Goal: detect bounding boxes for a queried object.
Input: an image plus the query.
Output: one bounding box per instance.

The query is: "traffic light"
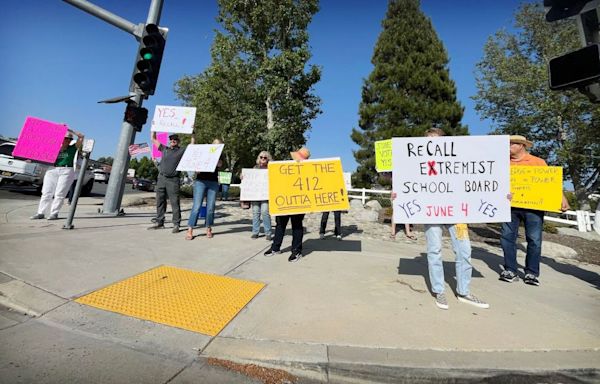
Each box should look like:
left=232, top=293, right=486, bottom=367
left=549, top=44, right=600, bottom=90
left=545, top=0, right=600, bottom=101
left=124, top=104, right=148, bottom=131
left=544, top=0, right=590, bottom=22
left=132, top=24, right=166, bottom=96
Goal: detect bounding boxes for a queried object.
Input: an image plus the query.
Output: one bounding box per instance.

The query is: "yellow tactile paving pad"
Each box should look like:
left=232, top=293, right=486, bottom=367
left=75, top=265, right=265, bottom=336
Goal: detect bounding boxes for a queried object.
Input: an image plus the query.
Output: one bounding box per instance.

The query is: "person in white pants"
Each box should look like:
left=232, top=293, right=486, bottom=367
left=31, top=129, right=84, bottom=220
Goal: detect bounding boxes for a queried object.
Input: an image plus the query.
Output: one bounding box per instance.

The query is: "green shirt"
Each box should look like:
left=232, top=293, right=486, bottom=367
left=54, top=145, right=77, bottom=167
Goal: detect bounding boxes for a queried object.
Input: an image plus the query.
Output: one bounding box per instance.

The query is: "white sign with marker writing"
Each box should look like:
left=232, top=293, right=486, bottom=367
left=150, top=105, right=196, bottom=133
left=176, top=144, right=224, bottom=172
left=391, top=135, right=510, bottom=224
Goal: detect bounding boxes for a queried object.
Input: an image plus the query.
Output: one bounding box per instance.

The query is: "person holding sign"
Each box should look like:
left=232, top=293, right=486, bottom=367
left=319, top=211, right=342, bottom=240
left=185, top=138, right=223, bottom=240
left=148, top=132, right=187, bottom=233
left=420, top=128, right=489, bottom=310
left=31, top=129, right=84, bottom=220
left=264, top=146, right=311, bottom=262
left=500, top=135, right=570, bottom=286
left=250, top=151, right=273, bottom=240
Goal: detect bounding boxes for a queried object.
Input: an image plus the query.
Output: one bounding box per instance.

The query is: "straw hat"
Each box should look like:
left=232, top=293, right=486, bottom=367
left=290, top=146, right=311, bottom=161
left=509, top=135, right=533, bottom=148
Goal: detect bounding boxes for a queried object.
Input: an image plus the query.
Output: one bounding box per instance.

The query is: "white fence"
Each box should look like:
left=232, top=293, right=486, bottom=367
left=346, top=187, right=598, bottom=233
left=231, top=185, right=598, bottom=233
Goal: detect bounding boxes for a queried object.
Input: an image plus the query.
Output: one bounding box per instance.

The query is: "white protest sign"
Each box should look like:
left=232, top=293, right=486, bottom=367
left=343, top=172, right=352, bottom=190
left=176, top=144, right=224, bottom=172
left=151, top=105, right=196, bottom=133
left=392, top=135, right=510, bottom=224
left=240, top=168, right=269, bottom=201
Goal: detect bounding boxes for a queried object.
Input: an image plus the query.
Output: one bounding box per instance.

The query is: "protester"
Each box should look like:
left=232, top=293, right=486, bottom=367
left=420, top=128, right=488, bottom=310
left=219, top=168, right=231, bottom=201
left=186, top=138, right=223, bottom=240
left=250, top=151, right=273, bottom=240
left=31, top=129, right=84, bottom=220
left=499, top=135, right=570, bottom=286
left=319, top=211, right=342, bottom=240
left=264, top=146, right=310, bottom=262
left=148, top=132, right=187, bottom=233
left=390, top=222, right=417, bottom=241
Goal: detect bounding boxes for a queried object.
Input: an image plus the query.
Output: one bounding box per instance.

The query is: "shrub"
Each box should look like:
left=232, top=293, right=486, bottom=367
left=543, top=221, right=558, bottom=234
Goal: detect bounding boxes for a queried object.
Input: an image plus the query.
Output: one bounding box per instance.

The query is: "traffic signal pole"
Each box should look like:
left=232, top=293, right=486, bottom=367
left=63, top=0, right=164, bottom=215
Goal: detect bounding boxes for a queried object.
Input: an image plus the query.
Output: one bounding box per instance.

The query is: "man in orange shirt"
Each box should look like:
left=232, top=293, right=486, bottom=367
left=500, top=135, right=569, bottom=286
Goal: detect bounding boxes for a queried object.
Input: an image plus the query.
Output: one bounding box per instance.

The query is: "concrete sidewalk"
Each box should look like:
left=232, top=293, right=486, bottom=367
left=0, top=194, right=599, bottom=383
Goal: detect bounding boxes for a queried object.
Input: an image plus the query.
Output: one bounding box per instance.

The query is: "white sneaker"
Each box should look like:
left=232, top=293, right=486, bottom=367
left=319, top=234, right=325, bottom=239
left=435, top=293, right=449, bottom=310
left=336, top=235, right=342, bottom=241
left=47, top=214, right=59, bottom=221
left=30, top=214, right=45, bottom=220
left=457, top=294, right=489, bottom=309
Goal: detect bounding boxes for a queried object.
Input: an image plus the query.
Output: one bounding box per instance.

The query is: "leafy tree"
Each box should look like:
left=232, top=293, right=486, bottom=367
left=473, top=3, right=600, bottom=207
left=96, top=156, right=114, bottom=165
left=129, top=156, right=158, bottom=180
left=175, top=0, right=321, bottom=174
left=351, top=0, right=466, bottom=188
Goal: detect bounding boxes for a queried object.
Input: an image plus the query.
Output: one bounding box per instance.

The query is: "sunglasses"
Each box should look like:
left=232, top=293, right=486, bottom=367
left=260, top=156, right=268, bottom=159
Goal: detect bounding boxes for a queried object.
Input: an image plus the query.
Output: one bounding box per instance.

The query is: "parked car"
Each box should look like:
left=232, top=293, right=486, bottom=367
left=132, top=178, right=155, bottom=192
left=0, top=142, right=94, bottom=196
left=93, top=169, right=110, bottom=183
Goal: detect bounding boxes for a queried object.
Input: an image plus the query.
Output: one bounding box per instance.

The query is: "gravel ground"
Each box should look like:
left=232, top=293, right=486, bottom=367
left=467, top=223, right=600, bottom=267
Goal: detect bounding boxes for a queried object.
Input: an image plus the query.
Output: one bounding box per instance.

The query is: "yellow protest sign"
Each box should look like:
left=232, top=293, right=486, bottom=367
left=510, top=166, right=563, bottom=212
left=375, top=139, right=392, bottom=172
left=268, top=158, right=350, bottom=215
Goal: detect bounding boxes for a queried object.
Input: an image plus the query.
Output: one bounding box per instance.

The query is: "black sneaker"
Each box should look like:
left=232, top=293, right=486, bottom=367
left=264, top=249, right=281, bottom=257
left=499, top=270, right=518, bottom=283
left=251, top=234, right=259, bottom=239
left=171, top=226, right=180, bottom=234
left=288, top=251, right=302, bottom=262
left=148, top=224, right=165, bottom=230
left=524, top=273, right=540, bottom=286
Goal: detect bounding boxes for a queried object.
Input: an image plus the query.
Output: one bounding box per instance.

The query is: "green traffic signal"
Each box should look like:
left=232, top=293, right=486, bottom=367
left=143, top=52, right=153, bottom=60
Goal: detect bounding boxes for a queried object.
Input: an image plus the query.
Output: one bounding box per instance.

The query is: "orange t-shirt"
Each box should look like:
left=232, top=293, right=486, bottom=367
left=510, top=153, right=547, bottom=167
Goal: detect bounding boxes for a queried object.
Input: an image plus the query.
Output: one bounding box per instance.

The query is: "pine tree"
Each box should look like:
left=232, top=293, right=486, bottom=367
left=351, top=0, right=466, bottom=187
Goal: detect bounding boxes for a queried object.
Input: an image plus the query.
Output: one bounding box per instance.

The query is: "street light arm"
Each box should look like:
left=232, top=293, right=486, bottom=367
left=63, top=0, right=138, bottom=37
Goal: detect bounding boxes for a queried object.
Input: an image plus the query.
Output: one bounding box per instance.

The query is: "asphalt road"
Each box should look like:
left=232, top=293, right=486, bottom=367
left=0, top=180, right=146, bottom=201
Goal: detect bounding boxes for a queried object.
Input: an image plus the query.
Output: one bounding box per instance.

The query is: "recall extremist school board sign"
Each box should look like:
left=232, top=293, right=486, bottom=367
left=268, top=158, right=349, bottom=216
left=391, top=135, right=511, bottom=224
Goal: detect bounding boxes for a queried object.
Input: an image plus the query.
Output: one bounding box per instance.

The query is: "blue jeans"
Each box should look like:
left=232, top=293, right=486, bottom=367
left=187, top=179, right=218, bottom=228
left=251, top=201, right=271, bottom=236
left=424, top=224, right=472, bottom=296
left=500, top=208, right=544, bottom=276
left=220, top=184, right=229, bottom=200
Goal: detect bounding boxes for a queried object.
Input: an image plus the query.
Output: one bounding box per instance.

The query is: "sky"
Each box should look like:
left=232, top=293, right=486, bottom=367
left=0, top=0, right=527, bottom=172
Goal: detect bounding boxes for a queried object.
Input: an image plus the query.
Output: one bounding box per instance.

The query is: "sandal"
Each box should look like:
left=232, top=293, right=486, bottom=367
left=389, top=234, right=396, bottom=240
left=206, top=228, right=213, bottom=238
left=185, top=230, right=193, bottom=240
left=406, top=234, right=417, bottom=241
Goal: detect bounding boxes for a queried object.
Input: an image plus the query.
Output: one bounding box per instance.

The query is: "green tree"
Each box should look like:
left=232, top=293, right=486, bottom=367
left=473, top=3, right=600, bottom=207
left=131, top=157, right=158, bottom=180
left=175, top=0, right=321, bottom=173
left=97, top=156, right=114, bottom=166
left=351, top=0, right=466, bottom=188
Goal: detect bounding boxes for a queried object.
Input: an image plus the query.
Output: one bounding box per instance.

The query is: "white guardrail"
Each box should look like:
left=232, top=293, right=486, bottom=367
left=230, top=185, right=598, bottom=233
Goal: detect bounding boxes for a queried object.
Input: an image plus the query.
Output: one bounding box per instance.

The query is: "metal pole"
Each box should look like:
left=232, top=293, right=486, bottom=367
left=102, top=94, right=142, bottom=215
left=63, top=153, right=89, bottom=229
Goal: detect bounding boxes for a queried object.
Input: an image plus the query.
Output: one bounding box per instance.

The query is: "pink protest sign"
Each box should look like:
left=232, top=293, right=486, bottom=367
left=152, top=132, right=169, bottom=159
left=12, top=117, right=68, bottom=164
